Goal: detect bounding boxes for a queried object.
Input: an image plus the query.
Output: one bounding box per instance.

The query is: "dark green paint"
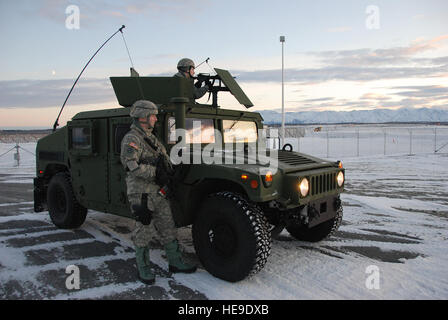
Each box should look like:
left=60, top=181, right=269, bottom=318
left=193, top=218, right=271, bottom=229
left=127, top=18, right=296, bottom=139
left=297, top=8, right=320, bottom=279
left=35, top=71, right=344, bottom=227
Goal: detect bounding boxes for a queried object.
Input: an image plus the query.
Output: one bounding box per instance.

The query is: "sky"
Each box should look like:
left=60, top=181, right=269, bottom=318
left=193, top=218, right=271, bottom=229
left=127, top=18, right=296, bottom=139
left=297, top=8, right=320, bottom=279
left=1, top=0, right=448, bottom=128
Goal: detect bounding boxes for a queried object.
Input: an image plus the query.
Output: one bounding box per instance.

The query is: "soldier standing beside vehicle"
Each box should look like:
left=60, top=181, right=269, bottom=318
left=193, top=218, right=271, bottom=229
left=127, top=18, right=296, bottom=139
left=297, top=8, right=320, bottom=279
left=174, top=58, right=209, bottom=99
left=120, top=100, right=197, bottom=285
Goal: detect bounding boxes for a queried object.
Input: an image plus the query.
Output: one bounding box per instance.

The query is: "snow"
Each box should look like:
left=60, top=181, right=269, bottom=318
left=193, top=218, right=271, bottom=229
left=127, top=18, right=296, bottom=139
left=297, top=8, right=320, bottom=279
left=1, top=129, right=448, bottom=299
left=0, top=142, right=36, bottom=178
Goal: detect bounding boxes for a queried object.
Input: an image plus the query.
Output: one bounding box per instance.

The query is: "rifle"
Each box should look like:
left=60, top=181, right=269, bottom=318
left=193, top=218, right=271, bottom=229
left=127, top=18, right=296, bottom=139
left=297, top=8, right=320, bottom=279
left=142, top=136, right=175, bottom=197
left=193, top=73, right=230, bottom=107
left=155, top=155, right=176, bottom=198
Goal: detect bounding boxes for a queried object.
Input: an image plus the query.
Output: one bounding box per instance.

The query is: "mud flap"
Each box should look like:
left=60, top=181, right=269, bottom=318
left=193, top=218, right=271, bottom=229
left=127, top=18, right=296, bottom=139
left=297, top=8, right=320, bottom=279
left=307, top=195, right=340, bottom=228
left=34, top=177, right=46, bottom=212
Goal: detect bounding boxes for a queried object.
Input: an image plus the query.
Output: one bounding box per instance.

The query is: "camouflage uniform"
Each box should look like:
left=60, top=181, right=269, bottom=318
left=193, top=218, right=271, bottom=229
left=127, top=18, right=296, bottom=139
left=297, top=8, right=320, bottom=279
left=122, top=100, right=197, bottom=284
left=120, top=118, right=177, bottom=247
left=174, top=58, right=209, bottom=99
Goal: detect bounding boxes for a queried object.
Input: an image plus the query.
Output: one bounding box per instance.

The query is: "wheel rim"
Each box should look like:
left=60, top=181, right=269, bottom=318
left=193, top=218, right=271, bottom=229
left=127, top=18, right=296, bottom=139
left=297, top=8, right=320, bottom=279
left=208, top=222, right=237, bottom=258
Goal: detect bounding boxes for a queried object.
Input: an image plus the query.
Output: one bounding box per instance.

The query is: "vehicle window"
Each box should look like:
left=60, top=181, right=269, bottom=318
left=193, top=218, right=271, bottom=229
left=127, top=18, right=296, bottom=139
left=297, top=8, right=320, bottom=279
left=71, top=127, right=91, bottom=150
left=223, top=120, right=257, bottom=143
left=168, top=117, right=215, bottom=144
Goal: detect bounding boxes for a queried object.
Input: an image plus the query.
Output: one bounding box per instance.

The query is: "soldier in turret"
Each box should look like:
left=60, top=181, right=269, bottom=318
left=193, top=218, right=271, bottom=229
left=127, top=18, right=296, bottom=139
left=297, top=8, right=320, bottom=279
left=120, top=100, right=197, bottom=285
left=174, top=58, right=209, bottom=99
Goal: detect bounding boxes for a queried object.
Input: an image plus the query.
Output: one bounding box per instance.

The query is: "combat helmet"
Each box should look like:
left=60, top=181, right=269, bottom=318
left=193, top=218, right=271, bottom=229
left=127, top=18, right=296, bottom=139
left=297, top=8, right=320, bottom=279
left=130, top=100, right=158, bottom=118
left=177, top=58, right=195, bottom=73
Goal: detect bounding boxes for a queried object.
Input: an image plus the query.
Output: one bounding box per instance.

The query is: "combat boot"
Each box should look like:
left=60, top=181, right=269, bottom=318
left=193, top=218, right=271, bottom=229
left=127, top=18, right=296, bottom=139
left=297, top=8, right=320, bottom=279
left=135, top=246, right=155, bottom=285
left=164, top=240, right=197, bottom=273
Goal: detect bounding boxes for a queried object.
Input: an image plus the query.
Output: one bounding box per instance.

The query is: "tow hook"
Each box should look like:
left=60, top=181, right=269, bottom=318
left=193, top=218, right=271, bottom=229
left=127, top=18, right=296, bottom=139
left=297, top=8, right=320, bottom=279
left=308, top=204, right=320, bottom=221
left=299, top=206, right=309, bottom=224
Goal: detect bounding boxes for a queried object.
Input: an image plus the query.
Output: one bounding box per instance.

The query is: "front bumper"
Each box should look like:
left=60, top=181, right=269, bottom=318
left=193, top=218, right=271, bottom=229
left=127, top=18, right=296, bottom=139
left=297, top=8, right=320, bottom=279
left=306, top=195, right=341, bottom=228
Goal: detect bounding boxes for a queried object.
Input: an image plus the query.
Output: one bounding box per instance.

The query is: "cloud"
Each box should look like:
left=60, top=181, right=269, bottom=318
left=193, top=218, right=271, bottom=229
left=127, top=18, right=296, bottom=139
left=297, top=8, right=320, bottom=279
left=360, top=93, right=391, bottom=101
left=36, top=0, right=209, bottom=26
left=300, top=97, right=335, bottom=103
left=390, top=85, right=448, bottom=99
left=412, top=14, right=426, bottom=20
left=232, top=36, right=448, bottom=85
left=3, top=35, right=448, bottom=112
left=0, top=78, right=116, bottom=109
left=283, top=94, right=447, bottom=113
left=326, top=26, right=352, bottom=33
left=100, top=11, right=125, bottom=18
left=276, top=86, right=448, bottom=113
left=283, top=98, right=376, bottom=113
left=310, top=35, right=448, bottom=67
left=234, top=63, right=448, bottom=83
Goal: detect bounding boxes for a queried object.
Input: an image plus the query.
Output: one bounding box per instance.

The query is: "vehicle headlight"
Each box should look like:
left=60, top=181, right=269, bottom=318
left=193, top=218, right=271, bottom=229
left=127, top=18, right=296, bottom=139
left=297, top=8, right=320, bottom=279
left=298, top=178, right=309, bottom=197
left=337, top=171, right=344, bottom=187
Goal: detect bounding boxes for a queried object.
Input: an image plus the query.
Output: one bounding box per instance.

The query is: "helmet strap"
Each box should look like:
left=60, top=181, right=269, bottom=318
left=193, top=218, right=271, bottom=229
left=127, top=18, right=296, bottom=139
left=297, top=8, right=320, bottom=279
left=139, top=116, right=155, bottom=131
left=178, top=66, right=192, bottom=76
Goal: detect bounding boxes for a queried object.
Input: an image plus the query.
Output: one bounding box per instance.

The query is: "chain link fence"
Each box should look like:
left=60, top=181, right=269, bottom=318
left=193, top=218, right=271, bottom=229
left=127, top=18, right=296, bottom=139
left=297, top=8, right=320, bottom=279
left=0, top=130, right=51, bottom=143
left=267, top=124, right=448, bottom=158
left=2, top=126, right=448, bottom=167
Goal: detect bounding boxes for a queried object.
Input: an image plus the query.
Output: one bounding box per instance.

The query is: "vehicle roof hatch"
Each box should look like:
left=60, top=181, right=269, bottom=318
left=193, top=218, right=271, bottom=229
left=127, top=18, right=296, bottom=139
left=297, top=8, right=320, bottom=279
left=110, top=76, right=194, bottom=107
left=214, top=68, right=254, bottom=108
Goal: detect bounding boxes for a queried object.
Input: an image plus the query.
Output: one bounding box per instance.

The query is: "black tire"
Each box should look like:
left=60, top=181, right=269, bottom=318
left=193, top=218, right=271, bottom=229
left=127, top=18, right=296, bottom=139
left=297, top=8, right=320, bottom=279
left=286, top=204, right=343, bottom=242
left=282, top=143, right=293, bottom=152
left=192, top=192, right=271, bottom=282
left=47, top=173, right=87, bottom=229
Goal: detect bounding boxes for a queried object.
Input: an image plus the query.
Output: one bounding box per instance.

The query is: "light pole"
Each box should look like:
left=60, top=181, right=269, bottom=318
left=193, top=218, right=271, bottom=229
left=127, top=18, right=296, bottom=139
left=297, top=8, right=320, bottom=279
left=280, top=36, right=285, bottom=148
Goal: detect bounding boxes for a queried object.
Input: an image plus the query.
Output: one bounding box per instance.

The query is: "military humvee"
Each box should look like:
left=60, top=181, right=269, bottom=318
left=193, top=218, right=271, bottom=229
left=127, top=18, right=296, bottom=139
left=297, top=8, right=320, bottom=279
left=34, top=68, right=345, bottom=282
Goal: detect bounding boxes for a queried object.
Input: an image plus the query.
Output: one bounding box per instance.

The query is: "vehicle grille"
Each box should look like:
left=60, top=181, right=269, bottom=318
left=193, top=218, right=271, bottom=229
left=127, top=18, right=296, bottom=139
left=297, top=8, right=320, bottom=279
left=277, top=151, right=316, bottom=166
left=310, top=172, right=337, bottom=196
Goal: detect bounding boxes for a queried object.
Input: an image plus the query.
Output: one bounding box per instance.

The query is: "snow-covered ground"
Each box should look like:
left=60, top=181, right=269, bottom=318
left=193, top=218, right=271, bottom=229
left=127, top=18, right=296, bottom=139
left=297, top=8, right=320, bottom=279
left=0, top=136, right=447, bottom=299
left=0, top=142, right=36, bottom=179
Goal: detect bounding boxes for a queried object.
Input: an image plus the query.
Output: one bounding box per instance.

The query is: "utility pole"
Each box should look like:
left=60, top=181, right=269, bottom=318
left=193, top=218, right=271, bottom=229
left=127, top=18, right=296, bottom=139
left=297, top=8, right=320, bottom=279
left=280, top=35, right=285, bottom=148
left=14, top=143, right=20, bottom=167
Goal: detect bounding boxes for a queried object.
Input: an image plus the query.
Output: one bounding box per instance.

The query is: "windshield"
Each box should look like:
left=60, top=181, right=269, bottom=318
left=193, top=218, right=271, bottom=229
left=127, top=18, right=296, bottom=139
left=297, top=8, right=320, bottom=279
left=168, top=117, right=216, bottom=144
left=223, top=120, right=257, bottom=143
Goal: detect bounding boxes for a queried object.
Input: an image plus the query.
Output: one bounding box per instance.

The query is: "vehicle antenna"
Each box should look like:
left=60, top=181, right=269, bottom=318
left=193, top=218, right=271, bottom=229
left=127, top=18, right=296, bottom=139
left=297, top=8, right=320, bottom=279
left=120, top=27, right=135, bottom=70
left=52, top=25, right=126, bottom=132
left=205, top=59, right=217, bottom=75
left=195, top=57, right=210, bottom=70
left=120, top=28, right=145, bottom=100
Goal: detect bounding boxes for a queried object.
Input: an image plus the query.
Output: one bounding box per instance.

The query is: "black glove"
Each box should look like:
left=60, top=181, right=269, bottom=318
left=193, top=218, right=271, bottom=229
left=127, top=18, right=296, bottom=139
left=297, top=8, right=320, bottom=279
left=132, top=194, right=153, bottom=225
left=206, top=79, right=212, bottom=89
left=194, top=79, right=204, bottom=88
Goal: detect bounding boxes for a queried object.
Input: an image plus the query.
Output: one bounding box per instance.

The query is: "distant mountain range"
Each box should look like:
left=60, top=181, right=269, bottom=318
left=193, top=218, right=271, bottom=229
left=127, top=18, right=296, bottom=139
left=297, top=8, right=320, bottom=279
left=259, top=108, right=448, bottom=124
